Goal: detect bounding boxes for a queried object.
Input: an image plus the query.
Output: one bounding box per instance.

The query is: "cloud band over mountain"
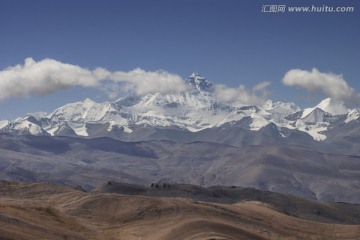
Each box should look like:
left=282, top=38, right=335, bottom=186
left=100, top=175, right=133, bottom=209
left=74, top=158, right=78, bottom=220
left=282, top=68, right=358, bottom=104
left=0, top=58, right=270, bottom=106
left=0, top=58, right=189, bottom=100
left=213, top=82, right=270, bottom=106
left=3, top=59, right=357, bottom=107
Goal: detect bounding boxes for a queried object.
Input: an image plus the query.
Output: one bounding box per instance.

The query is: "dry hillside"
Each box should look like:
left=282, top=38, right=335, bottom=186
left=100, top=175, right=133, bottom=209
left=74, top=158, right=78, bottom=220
left=0, top=181, right=359, bottom=240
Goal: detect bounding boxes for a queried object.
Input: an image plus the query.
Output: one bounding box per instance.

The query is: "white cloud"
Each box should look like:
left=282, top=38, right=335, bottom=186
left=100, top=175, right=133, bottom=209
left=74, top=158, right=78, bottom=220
left=109, top=68, right=188, bottom=95
left=0, top=58, right=271, bottom=105
left=282, top=68, right=358, bottom=103
left=253, top=81, right=270, bottom=92
left=0, top=58, right=187, bottom=100
left=214, top=81, right=270, bottom=106
left=0, top=58, right=100, bottom=100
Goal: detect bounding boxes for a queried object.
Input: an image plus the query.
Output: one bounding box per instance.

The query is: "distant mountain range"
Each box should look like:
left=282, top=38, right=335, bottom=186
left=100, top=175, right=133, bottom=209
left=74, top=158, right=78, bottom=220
left=1, top=73, right=359, bottom=148
left=0, top=73, right=359, bottom=204
left=0, top=134, right=359, bottom=203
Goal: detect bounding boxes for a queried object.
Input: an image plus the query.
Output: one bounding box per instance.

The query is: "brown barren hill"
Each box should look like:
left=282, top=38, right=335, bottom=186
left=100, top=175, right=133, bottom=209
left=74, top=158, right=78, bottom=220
left=0, top=180, right=359, bottom=240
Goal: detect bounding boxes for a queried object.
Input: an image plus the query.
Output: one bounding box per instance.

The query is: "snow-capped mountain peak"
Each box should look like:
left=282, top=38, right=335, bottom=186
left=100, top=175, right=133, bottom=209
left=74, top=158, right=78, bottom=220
left=316, top=98, right=349, bottom=115
left=264, top=100, right=301, bottom=117
left=186, top=72, right=214, bottom=93
left=302, top=98, right=349, bottom=118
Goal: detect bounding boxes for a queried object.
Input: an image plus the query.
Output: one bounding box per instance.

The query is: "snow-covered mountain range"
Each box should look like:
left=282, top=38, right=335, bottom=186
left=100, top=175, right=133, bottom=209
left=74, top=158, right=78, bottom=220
left=1, top=73, right=359, bottom=143
left=0, top=73, right=359, bottom=203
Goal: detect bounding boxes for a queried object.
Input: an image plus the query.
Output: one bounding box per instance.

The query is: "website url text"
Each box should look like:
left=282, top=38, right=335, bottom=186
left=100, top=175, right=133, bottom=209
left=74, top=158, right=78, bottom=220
left=261, top=5, right=355, bottom=13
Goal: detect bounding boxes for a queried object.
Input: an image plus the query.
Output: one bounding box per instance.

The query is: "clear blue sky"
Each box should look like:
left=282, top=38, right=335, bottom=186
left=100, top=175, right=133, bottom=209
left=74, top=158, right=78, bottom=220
left=0, top=0, right=359, bottom=119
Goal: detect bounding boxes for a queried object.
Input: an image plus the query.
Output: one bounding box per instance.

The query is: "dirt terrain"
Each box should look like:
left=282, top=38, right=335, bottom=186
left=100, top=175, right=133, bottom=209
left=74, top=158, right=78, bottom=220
left=0, top=180, right=359, bottom=240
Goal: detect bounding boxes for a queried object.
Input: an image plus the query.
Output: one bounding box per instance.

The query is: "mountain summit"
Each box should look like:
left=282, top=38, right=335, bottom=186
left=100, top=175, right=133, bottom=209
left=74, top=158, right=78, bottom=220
left=301, top=98, right=348, bottom=118
left=186, top=72, right=214, bottom=93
